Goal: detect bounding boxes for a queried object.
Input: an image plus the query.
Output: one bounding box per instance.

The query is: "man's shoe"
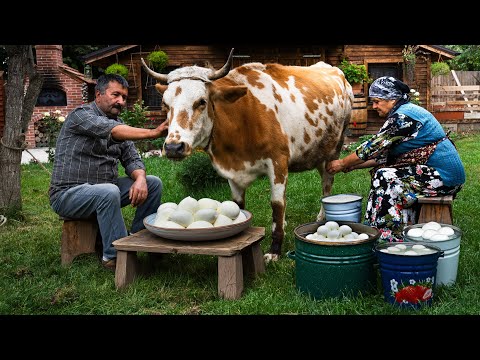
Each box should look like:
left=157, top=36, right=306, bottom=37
left=101, top=258, right=116, bottom=271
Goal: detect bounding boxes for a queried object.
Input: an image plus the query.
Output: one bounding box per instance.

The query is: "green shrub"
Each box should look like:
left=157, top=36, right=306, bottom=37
left=120, top=100, right=149, bottom=128
left=105, top=63, right=129, bottom=78
left=431, top=62, right=451, bottom=76
left=176, top=150, right=226, bottom=189
left=120, top=100, right=164, bottom=155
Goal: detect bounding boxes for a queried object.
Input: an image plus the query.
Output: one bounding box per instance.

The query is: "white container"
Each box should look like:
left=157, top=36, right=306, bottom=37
left=321, top=193, right=363, bottom=223
left=403, top=223, right=462, bottom=286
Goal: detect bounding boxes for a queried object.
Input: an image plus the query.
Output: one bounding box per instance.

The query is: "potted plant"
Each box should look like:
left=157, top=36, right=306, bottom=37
left=147, top=50, right=169, bottom=72
left=104, top=63, right=129, bottom=79
left=338, top=59, right=372, bottom=94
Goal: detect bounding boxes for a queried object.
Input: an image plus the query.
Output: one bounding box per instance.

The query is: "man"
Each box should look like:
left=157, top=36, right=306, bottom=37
left=49, top=74, right=168, bottom=270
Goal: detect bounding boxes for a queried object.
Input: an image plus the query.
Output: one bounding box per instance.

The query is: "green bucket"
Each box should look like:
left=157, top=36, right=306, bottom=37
left=289, top=221, right=379, bottom=299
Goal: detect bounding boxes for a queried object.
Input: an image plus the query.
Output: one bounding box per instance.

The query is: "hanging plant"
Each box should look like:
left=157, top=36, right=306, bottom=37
left=338, top=59, right=372, bottom=85
left=147, top=50, right=169, bottom=72
left=402, top=45, right=417, bottom=82
left=104, top=63, right=129, bottom=78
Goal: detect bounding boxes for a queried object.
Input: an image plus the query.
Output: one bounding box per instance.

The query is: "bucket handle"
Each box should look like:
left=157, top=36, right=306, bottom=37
left=286, top=250, right=295, bottom=260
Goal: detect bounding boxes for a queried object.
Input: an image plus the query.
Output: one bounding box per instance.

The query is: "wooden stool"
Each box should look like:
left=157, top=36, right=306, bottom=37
left=112, top=227, right=266, bottom=300
left=417, top=195, right=454, bottom=224
left=60, top=216, right=99, bottom=266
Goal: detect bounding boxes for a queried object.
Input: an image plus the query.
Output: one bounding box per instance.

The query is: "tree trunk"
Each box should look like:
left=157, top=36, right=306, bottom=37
left=0, top=45, right=43, bottom=215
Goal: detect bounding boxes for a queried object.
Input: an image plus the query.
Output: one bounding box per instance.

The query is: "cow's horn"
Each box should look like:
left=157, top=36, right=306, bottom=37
left=141, top=57, right=169, bottom=84
left=208, top=48, right=234, bottom=81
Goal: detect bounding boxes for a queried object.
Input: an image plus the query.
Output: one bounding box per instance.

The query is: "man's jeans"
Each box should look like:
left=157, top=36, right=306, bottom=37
left=51, top=176, right=162, bottom=260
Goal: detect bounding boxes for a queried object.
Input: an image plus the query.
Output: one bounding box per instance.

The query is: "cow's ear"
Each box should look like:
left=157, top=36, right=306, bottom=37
left=155, top=84, right=168, bottom=94
left=211, top=85, right=247, bottom=103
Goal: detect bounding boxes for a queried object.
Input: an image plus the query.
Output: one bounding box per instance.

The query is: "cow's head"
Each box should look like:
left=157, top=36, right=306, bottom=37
left=141, top=48, right=247, bottom=159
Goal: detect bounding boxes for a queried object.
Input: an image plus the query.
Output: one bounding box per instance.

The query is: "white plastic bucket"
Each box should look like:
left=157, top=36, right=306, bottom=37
left=403, top=223, right=462, bottom=286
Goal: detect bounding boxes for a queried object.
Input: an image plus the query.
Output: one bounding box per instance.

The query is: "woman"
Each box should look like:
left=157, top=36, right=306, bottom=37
left=327, top=76, right=465, bottom=242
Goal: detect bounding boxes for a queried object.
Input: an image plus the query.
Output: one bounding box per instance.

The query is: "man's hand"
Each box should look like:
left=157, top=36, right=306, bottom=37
left=129, top=170, right=148, bottom=207
left=155, top=120, right=169, bottom=138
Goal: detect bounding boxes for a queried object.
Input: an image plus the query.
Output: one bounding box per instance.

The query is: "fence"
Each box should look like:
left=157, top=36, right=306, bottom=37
left=431, top=71, right=480, bottom=119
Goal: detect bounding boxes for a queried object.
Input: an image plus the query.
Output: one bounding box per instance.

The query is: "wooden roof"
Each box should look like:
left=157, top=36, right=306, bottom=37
left=81, top=44, right=459, bottom=65
left=82, top=45, right=139, bottom=64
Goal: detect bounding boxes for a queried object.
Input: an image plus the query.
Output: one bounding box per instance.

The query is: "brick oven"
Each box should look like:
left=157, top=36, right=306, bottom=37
left=26, top=45, right=95, bottom=148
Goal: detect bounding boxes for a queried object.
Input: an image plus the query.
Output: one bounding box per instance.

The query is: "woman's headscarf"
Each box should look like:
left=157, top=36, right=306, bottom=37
left=368, top=76, right=411, bottom=101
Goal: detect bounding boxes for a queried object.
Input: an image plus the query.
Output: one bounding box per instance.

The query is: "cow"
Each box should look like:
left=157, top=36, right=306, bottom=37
left=141, top=48, right=353, bottom=262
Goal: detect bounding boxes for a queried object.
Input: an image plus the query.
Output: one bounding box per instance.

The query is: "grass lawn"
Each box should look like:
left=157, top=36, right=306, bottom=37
left=1, top=133, right=479, bottom=316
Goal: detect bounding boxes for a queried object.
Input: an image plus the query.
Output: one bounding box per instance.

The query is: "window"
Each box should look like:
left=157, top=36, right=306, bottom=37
left=141, top=65, right=179, bottom=108
left=366, top=63, right=403, bottom=103
left=368, top=63, right=403, bottom=82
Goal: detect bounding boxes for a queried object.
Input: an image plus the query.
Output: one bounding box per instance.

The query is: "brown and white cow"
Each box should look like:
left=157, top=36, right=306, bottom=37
left=141, top=49, right=353, bottom=262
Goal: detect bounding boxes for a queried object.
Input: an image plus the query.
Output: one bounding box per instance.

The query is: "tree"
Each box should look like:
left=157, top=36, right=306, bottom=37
left=445, top=45, right=480, bottom=71
left=0, top=45, right=43, bottom=218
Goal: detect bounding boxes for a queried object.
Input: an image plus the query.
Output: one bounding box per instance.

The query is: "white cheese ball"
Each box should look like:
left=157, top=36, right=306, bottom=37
left=325, top=221, right=340, bottom=230
left=338, top=225, right=353, bottom=236
left=154, top=220, right=185, bottom=229
left=404, top=250, right=419, bottom=256
left=157, top=202, right=178, bottom=212
left=214, top=214, right=234, bottom=227
left=438, top=226, right=455, bottom=236
left=193, top=208, right=218, bottom=224
left=187, top=220, right=214, bottom=229
left=407, top=228, right=424, bottom=238
left=154, top=207, right=176, bottom=223
left=387, top=246, right=401, bottom=253
left=232, top=211, right=247, bottom=224
left=357, top=233, right=369, bottom=240
left=422, top=229, right=438, bottom=240
left=394, top=244, right=407, bottom=250
left=169, top=209, right=194, bottom=228
left=316, top=225, right=330, bottom=236
left=430, top=234, right=450, bottom=241
left=422, top=221, right=441, bottom=231
left=197, top=198, right=220, bottom=210
left=327, top=230, right=340, bottom=239
left=178, top=196, right=199, bottom=214
left=307, top=233, right=324, bottom=241
left=412, top=244, right=426, bottom=250
left=218, top=201, right=240, bottom=219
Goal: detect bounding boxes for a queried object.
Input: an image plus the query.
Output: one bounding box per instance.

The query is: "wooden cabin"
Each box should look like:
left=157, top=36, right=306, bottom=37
left=81, top=44, right=457, bottom=141
left=0, top=45, right=460, bottom=150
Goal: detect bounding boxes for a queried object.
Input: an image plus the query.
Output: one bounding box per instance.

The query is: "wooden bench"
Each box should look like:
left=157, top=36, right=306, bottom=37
left=60, top=216, right=99, bottom=266
left=417, top=195, right=454, bottom=224
left=112, top=226, right=266, bottom=300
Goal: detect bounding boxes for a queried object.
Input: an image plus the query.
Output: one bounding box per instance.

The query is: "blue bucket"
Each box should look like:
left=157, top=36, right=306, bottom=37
left=375, top=242, right=443, bottom=309
left=321, top=193, right=363, bottom=223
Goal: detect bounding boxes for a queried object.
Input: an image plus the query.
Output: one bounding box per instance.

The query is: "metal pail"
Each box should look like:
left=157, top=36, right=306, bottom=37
left=289, top=221, right=379, bottom=299
left=375, top=242, right=443, bottom=309
left=321, top=193, right=363, bottom=223
left=403, top=223, right=462, bottom=286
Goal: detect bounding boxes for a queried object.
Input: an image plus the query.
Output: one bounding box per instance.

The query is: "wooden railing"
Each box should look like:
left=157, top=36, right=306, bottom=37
left=431, top=85, right=480, bottom=119
left=431, top=70, right=480, bottom=119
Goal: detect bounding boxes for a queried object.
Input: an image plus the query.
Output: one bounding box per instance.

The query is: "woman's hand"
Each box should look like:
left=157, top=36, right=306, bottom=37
left=327, top=159, right=345, bottom=174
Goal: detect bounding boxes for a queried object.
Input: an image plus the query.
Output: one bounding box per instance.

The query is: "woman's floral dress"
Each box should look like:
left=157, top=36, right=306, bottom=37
left=356, top=113, right=462, bottom=243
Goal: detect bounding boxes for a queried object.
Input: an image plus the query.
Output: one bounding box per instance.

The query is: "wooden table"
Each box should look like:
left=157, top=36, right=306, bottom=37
left=112, top=226, right=266, bottom=300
